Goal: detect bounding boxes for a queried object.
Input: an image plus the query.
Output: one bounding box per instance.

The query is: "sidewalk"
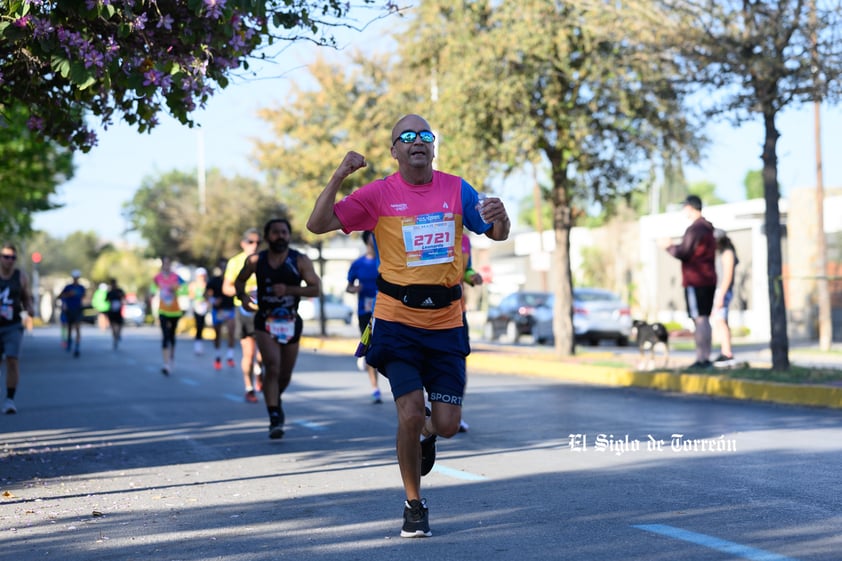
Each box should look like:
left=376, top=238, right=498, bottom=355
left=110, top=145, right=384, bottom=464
left=298, top=335, right=842, bottom=410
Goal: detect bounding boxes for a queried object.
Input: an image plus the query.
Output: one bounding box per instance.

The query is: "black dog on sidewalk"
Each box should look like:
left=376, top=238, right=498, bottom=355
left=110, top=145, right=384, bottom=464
left=631, top=320, right=669, bottom=370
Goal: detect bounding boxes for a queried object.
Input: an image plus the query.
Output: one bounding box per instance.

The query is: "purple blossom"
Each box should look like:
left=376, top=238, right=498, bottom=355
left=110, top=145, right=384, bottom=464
left=133, top=13, right=148, bottom=31
left=204, top=0, right=226, bottom=20
left=228, top=33, right=246, bottom=51
left=32, top=17, right=53, bottom=39
left=83, top=130, right=98, bottom=147
left=157, top=14, right=174, bottom=30
left=80, top=45, right=105, bottom=69
left=13, top=15, right=32, bottom=27
left=27, top=116, right=45, bottom=131
left=143, top=68, right=165, bottom=86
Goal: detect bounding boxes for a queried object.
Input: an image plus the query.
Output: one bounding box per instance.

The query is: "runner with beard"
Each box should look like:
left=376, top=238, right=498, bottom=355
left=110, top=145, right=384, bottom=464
left=233, top=218, right=321, bottom=439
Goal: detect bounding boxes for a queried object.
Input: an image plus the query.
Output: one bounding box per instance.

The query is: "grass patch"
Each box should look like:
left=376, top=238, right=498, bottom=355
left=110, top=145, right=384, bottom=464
left=589, top=360, right=635, bottom=369
left=723, top=365, right=842, bottom=385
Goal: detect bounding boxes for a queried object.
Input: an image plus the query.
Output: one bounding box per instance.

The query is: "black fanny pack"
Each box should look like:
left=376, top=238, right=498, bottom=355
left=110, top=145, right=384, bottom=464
left=376, top=275, right=462, bottom=310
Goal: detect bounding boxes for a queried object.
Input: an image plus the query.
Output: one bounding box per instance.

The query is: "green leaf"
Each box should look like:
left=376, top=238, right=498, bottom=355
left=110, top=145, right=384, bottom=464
left=50, top=55, right=72, bottom=78
left=69, top=62, right=96, bottom=90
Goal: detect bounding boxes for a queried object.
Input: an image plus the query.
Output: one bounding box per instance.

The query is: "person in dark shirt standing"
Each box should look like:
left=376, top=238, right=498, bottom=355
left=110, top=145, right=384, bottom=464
left=660, top=195, right=717, bottom=368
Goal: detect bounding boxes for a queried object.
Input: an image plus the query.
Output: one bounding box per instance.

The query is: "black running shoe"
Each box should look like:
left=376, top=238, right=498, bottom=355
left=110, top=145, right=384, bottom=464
left=420, top=406, right=436, bottom=476
left=420, top=434, right=437, bottom=476
left=401, top=499, right=432, bottom=538
left=268, top=422, right=285, bottom=440
left=268, top=405, right=285, bottom=439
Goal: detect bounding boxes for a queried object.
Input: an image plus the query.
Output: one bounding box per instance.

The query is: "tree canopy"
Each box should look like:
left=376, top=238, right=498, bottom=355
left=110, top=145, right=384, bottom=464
left=254, top=0, right=703, bottom=355
left=0, top=102, right=74, bottom=239
left=0, top=0, right=398, bottom=152
left=398, top=0, right=702, bottom=355
left=254, top=51, right=408, bottom=243
left=122, top=168, right=288, bottom=265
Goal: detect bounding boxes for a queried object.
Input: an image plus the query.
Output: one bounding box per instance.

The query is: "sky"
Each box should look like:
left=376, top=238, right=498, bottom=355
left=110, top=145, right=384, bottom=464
left=32, top=13, right=842, bottom=242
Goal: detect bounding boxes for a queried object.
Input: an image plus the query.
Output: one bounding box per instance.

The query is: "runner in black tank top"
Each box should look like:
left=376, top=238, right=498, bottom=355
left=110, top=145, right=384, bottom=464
left=253, top=248, right=305, bottom=342
left=232, top=219, right=322, bottom=439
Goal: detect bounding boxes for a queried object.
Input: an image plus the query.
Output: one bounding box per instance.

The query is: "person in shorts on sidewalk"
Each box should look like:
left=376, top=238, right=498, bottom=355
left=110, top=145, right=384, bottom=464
left=712, top=229, right=739, bottom=367
left=234, top=218, right=321, bottom=439
left=307, top=114, right=510, bottom=538
left=0, top=243, right=35, bottom=414
left=659, top=194, right=717, bottom=369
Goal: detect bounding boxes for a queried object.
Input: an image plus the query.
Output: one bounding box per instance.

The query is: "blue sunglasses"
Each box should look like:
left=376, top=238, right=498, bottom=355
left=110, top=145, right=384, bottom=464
left=392, top=129, right=436, bottom=145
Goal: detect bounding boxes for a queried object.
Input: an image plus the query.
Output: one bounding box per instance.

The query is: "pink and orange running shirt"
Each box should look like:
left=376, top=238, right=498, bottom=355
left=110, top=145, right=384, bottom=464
left=153, top=272, right=184, bottom=317
left=334, top=170, right=489, bottom=330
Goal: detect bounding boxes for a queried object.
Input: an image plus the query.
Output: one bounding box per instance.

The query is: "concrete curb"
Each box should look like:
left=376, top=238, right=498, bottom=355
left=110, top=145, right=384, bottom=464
left=299, top=337, right=842, bottom=410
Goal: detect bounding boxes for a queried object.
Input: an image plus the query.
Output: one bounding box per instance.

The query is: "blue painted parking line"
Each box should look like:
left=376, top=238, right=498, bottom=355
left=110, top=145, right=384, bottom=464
left=633, top=524, right=799, bottom=561
left=432, top=464, right=487, bottom=481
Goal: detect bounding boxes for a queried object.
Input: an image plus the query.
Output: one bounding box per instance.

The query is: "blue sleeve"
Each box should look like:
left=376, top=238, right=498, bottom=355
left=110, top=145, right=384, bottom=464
left=371, top=234, right=380, bottom=268
left=461, top=180, right=492, bottom=235
left=347, top=260, right=358, bottom=284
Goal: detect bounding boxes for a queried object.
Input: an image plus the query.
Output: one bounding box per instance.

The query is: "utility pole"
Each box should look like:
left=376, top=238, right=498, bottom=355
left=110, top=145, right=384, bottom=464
left=197, top=129, right=207, bottom=215
left=811, top=0, right=832, bottom=350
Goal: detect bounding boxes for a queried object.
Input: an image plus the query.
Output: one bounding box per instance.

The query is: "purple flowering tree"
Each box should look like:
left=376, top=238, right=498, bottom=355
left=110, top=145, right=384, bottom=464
left=0, top=0, right=397, bottom=152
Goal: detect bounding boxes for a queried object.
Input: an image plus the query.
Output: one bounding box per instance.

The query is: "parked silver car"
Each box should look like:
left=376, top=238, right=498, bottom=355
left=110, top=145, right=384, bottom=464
left=532, top=288, right=632, bottom=346
left=298, top=294, right=354, bottom=324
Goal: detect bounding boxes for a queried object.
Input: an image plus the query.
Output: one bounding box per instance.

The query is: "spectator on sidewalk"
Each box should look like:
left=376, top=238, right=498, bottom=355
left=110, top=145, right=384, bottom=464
left=712, top=229, right=739, bottom=367
left=659, top=195, right=717, bottom=369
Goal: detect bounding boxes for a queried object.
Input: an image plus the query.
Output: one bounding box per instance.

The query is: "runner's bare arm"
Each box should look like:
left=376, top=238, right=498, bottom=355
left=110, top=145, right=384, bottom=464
left=233, top=254, right=258, bottom=311
left=307, top=151, right=367, bottom=235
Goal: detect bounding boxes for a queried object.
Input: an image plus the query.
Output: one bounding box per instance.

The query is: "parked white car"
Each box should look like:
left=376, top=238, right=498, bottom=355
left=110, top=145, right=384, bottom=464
left=298, top=294, right=354, bottom=324
left=532, top=288, right=632, bottom=346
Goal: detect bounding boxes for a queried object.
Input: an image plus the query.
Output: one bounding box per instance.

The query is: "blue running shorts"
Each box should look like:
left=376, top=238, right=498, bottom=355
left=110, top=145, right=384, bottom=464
left=0, top=324, right=25, bottom=358
left=366, top=318, right=470, bottom=405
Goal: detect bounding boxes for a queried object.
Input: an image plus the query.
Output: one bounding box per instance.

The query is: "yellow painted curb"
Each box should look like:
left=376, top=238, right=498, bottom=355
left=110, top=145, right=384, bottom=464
left=300, top=337, right=842, bottom=410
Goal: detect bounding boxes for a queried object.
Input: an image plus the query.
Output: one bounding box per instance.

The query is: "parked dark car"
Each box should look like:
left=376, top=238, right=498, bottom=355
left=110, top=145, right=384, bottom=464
left=532, top=288, right=632, bottom=346
left=483, top=291, right=552, bottom=343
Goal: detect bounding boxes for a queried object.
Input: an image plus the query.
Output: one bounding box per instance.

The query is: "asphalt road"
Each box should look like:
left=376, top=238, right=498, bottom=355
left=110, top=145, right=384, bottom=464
left=2, top=324, right=842, bottom=561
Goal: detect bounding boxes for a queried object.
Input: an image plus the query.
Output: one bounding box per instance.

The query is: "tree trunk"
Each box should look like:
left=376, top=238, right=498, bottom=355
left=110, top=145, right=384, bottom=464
left=761, top=111, right=790, bottom=370
left=551, top=166, right=575, bottom=357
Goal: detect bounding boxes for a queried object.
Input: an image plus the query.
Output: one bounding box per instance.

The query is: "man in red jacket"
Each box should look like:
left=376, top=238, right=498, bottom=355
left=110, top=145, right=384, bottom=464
left=660, top=195, right=717, bottom=369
